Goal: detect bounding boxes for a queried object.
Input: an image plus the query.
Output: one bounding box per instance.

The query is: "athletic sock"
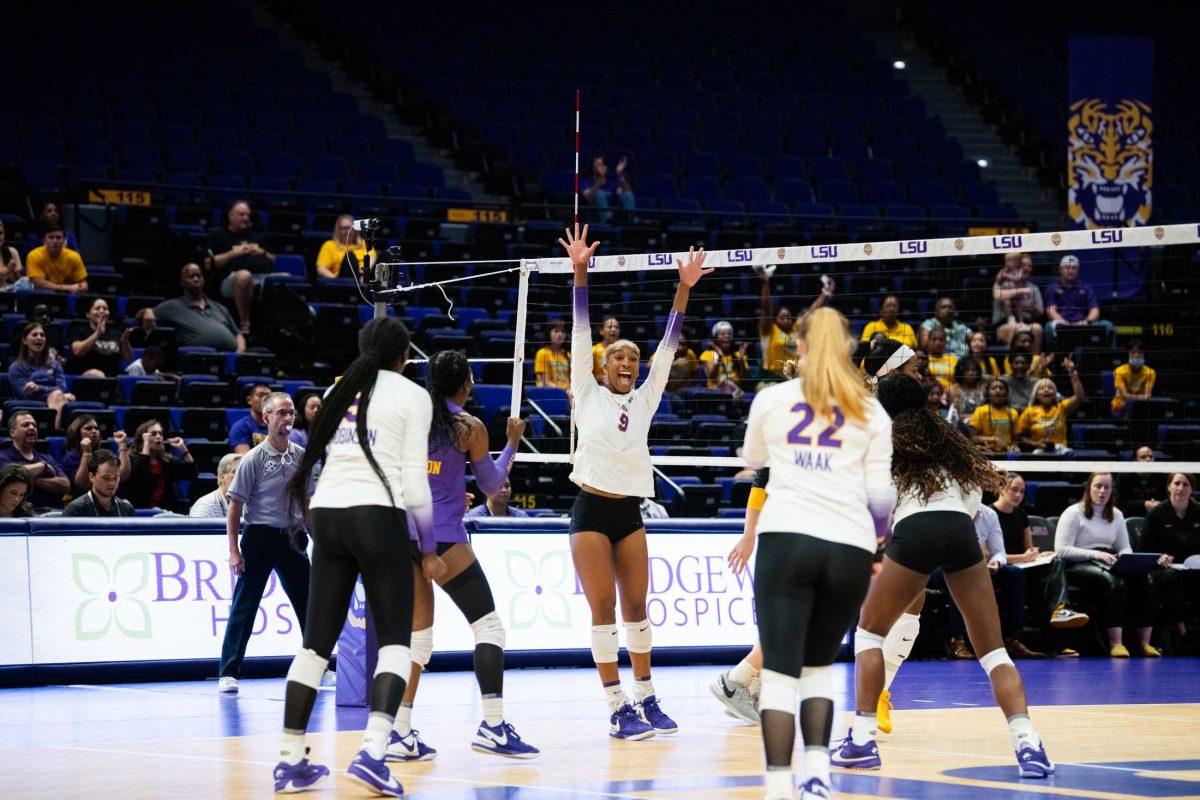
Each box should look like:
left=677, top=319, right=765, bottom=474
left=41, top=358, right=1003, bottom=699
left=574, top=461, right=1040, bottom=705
left=764, top=767, right=793, bottom=800
left=729, top=658, right=758, bottom=687
left=632, top=675, right=655, bottom=703
left=1007, top=713, right=1039, bottom=749
left=393, top=702, right=413, bottom=736
left=851, top=713, right=877, bottom=745
left=604, top=680, right=627, bottom=713
left=482, top=694, right=504, bottom=726
left=279, top=729, right=306, bottom=766
left=804, top=745, right=831, bottom=785
left=361, top=712, right=393, bottom=760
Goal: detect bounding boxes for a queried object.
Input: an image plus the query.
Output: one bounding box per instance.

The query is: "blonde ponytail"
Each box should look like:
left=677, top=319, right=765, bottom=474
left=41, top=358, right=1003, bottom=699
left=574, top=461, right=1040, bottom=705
left=796, top=308, right=870, bottom=424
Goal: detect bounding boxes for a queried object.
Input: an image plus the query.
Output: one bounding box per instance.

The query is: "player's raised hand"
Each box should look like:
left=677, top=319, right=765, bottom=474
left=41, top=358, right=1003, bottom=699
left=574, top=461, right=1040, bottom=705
left=676, top=246, right=713, bottom=287
left=558, top=223, right=600, bottom=268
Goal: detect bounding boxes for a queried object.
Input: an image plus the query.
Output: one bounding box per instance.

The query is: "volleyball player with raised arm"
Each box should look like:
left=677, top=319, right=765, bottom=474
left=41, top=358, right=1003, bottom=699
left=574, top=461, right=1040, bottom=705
left=560, top=223, right=711, bottom=740
left=744, top=307, right=895, bottom=800
left=272, top=317, right=445, bottom=797
left=385, top=349, right=539, bottom=762
left=831, top=372, right=1054, bottom=779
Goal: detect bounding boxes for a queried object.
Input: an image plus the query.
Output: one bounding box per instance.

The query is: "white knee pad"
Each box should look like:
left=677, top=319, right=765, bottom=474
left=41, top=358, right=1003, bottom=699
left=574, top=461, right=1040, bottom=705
left=854, top=627, right=885, bottom=655
left=882, top=613, right=921, bottom=667
left=286, top=648, right=329, bottom=690
left=796, top=665, right=833, bottom=702
left=410, top=627, right=433, bottom=668
left=979, top=647, right=1014, bottom=676
left=759, top=669, right=800, bottom=714
left=623, top=619, right=652, bottom=654
left=590, top=624, right=619, bottom=664
left=375, top=644, right=412, bottom=681
left=471, top=611, right=506, bottom=649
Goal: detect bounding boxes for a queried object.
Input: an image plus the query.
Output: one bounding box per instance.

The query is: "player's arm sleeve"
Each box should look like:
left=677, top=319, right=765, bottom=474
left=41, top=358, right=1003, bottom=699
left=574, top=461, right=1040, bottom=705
left=402, top=389, right=437, bottom=553
left=742, top=393, right=769, bottom=469
left=640, top=311, right=683, bottom=414
left=746, top=467, right=769, bottom=511
left=470, top=426, right=515, bottom=498
left=570, top=287, right=596, bottom=400
left=864, top=405, right=897, bottom=536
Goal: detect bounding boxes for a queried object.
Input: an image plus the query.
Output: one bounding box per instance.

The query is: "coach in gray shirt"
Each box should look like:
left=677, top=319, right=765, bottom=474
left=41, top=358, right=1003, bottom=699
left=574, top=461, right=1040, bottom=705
left=217, top=391, right=313, bottom=692
left=189, top=452, right=242, bottom=518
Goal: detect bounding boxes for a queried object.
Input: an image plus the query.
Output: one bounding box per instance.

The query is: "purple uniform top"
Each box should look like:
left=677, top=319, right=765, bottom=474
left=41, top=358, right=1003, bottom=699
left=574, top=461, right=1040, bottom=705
left=426, top=404, right=470, bottom=543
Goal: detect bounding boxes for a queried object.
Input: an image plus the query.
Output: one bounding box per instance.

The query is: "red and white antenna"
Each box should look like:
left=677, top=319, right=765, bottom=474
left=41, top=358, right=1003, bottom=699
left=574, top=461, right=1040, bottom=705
left=573, top=89, right=581, bottom=225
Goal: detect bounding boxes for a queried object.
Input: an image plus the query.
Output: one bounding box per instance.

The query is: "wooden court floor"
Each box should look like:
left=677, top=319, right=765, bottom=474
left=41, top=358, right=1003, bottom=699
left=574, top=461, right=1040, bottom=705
left=1, top=660, right=1198, bottom=799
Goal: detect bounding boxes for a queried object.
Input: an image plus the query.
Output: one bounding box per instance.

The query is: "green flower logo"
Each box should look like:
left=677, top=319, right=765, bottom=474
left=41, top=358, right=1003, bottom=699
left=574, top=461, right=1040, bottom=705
left=506, top=549, right=572, bottom=630
left=72, top=553, right=152, bottom=640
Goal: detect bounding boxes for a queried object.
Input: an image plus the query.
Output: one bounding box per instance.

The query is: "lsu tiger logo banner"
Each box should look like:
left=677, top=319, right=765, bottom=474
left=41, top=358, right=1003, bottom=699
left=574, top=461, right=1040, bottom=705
left=1067, top=36, right=1154, bottom=229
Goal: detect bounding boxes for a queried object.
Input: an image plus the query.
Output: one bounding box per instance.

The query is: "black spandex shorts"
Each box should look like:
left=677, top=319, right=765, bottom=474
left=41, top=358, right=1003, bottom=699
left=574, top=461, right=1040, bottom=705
left=754, top=532, right=873, bottom=675
left=569, top=491, right=644, bottom=544
left=886, top=510, right=982, bottom=575
left=408, top=540, right=460, bottom=563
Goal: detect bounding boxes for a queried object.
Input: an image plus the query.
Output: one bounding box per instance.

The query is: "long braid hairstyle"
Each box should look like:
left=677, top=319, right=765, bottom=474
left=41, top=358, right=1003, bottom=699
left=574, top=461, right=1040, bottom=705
left=426, top=350, right=472, bottom=448
left=877, top=373, right=1005, bottom=502
left=288, top=317, right=411, bottom=535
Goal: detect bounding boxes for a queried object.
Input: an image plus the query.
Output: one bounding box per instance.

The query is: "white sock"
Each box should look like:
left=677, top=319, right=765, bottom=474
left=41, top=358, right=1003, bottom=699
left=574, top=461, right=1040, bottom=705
left=804, top=745, right=831, bottom=785
left=280, top=729, right=305, bottom=766
left=883, top=660, right=899, bottom=691
left=632, top=676, right=655, bottom=703
left=729, top=658, right=758, bottom=687
left=1008, top=713, right=1040, bottom=750
left=361, top=712, right=393, bottom=760
left=605, top=681, right=627, bottom=713
left=392, top=702, right=412, bottom=736
left=482, top=694, right=504, bottom=726
left=764, top=767, right=793, bottom=800
left=851, top=713, right=877, bottom=745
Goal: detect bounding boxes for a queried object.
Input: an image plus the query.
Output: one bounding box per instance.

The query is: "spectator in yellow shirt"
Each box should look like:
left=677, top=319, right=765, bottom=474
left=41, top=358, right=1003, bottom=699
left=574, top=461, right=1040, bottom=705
left=534, top=320, right=570, bottom=389
left=699, top=320, right=749, bottom=394
left=1017, top=359, right=1085, bottom=452
left=591, top=314, right=620, bottom=380
left=757, top=268, right=833, bottom=378
left=1111, top=340, right=1155, bottom=417
left=969, top=379, right=1020, bottom=452
left=25, top=228, right=88, bottom=293
left=315, top=214, right=374, bottom=279
left=923, top=328, right=958, bottom=389
left=859, top=294, right=917, bottom=348
left=967, top=330, right=1002, bottom=379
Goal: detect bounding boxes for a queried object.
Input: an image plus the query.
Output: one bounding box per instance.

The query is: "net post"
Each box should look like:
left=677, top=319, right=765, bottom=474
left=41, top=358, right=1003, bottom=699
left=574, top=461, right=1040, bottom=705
left=510, top=260, right=531, bottom=421
left=373, top=259, right=390, bottom=320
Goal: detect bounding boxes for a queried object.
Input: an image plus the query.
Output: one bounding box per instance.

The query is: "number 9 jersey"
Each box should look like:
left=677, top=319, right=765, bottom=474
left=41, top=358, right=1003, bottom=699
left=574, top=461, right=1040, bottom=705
left=742, top=378, right=895, bottom=553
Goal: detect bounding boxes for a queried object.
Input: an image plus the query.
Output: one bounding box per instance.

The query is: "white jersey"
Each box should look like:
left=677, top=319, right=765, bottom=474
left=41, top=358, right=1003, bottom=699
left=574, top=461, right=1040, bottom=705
left=569, top=289, right=676, bottom=497
left=310, top=370, right=434, bottom=512
left=893, top=477, right=982, bottom=526
left=743, top=378, right=895, bottom=553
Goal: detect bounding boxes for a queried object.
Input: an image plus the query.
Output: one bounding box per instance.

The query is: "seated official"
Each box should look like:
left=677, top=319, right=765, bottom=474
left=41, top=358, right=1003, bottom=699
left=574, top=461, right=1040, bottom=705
left=1056, top=472, right=1160, bottom=658
left=62, top=450, right=135, bottom=517
left=189, top=453, right=243, bottom=518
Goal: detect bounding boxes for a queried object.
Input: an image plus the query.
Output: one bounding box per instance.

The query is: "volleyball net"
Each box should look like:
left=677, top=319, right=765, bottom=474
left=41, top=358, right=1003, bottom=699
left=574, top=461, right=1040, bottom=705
left=388, top=222, right=1200, bottom=517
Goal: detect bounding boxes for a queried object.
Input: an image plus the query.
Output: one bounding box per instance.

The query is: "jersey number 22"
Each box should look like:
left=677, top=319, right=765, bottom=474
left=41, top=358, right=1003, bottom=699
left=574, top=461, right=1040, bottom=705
left=787, top=403, right=844, bottom=448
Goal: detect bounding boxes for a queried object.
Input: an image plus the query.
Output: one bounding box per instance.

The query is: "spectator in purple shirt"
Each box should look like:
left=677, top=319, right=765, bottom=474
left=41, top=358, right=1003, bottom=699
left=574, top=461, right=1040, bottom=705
left=1044, top=255, right=1114, bottom=346
left=0, top=411, right=70, bottom=510
left=465, top=477, right=530, bottom=518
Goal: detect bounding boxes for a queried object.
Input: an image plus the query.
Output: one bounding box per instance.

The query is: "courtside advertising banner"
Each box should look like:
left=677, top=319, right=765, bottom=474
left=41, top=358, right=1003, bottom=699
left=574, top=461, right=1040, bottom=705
left=11, top=530, right=757, bottom=666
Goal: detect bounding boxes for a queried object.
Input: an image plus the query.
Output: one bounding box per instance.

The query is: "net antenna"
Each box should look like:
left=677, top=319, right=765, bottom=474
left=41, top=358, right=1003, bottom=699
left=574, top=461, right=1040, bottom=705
left=569, top=89, right=581, bottom=457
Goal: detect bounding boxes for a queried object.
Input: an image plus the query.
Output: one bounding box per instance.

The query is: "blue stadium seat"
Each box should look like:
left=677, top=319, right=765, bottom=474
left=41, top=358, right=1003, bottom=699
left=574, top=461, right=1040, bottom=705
left=743, top=131, right=783, bottom=156
left=867, top=180, right=908, bottom=205
left=658, top=129, right=696, bottom=153
left=817, top=179, right=859, bottom=205
left=910, top=181, right=957, bottom=206
left=683, top=152, right=721, bottom=178
left=786, top=134, right=827, bottom=159
left=773, top=178, right=816, bottom=204
left=810, top=157, right=849, bottom=181
left=724, top=177, right=771, bottom=204
left=725, top=153, right=763, bottom=179
left=309, top=154, right=350, bottom=181
left=701, top=131, right=739, bottom=155
left=212, top=149, right=255, bottom=175
left=959, top=182, right=1000, bottom=208
left=767, top=155, right=806, bottom=180
left=638, top=173, right=679, bottom=200
left=259, top=153, right=303, bottom=179
left=681, top=176, right=720, bottom=201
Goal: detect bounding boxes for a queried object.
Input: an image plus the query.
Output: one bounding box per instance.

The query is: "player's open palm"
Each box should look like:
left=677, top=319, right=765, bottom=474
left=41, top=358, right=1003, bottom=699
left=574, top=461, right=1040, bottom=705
left=558, top=223, right=600, bottom=267
left=676, top=246, right=712, bottom=287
